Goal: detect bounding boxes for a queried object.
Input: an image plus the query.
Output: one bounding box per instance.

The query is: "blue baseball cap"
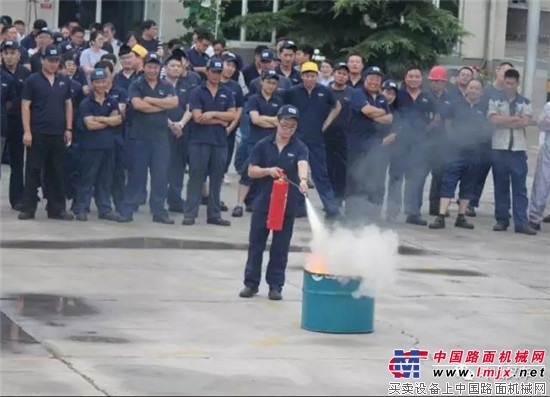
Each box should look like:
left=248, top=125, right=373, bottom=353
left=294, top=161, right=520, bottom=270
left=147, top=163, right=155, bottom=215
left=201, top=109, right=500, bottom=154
left=260, top=50, right=275, bottom=62
left=261, top=70, right=280, bottom=80
left=365, top=66, right=383, bottom=77
left=144, top=53, right=161, bottom=64
left=37, top=27, right=53, bottom=38
left=41, top=45, right=61, bottom=60
left=90, top=68, right=108, bottom=81
left=334, top=62, right=349, bottom=72
left=277, top=104, right=300, bottom=120
left=1, top=40, right=19, bottom=51
left=206, top=57, right=223, bottom=71
left=52, top=32, right=64, bottom=44
left=222, top=52, right=238, bottom=64
left=382, top=79, right=398, bottom=91
left=281, top=40, right=297, bottom=51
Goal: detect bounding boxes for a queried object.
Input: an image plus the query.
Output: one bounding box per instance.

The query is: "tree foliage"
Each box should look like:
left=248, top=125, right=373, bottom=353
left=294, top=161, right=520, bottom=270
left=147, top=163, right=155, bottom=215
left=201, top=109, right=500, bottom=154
left=224, top=0, right=468, bottom=78
left=177, top=0, right=230, bottom=44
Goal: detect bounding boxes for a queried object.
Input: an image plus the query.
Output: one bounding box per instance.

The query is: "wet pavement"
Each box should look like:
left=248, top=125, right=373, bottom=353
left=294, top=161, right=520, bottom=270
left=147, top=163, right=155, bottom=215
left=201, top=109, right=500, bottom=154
left=1, top=146, right=549, bottom=395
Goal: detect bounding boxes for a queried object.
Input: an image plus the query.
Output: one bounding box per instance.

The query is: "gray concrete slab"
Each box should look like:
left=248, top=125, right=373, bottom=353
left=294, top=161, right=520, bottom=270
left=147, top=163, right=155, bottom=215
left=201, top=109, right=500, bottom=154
left=0, top=155, right=549, bottom=395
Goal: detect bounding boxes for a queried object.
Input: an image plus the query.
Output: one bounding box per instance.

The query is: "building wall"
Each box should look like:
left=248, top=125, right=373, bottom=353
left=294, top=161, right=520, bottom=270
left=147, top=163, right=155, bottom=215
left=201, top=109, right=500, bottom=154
left=460, top=0, right=509, bottom=61
left=158, top=0, right=187, bottom=41
left=2, top=0, right=58, bottom=30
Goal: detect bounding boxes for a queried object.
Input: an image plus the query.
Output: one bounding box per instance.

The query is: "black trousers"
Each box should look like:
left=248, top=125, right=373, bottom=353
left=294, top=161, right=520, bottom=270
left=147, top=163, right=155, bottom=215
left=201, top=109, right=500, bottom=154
left=21, top=134, right=67, bottom=215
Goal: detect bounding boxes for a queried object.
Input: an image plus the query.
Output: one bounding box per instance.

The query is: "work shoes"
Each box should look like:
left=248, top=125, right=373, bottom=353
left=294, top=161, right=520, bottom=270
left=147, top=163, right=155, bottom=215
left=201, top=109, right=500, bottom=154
left=515, top=225, right=538, bottom=236
left=232, top=205, right=244, bottom=217
left=75, top=213, right=88, bottom=221
left=429, top=215, right=445, bottom=229
left=406, top=215, right=427, bottom=226
left=239, top=286, right=258, bottom=298
left=455, top=215, right=474, bottom=229
left=543, top=215, right=550, bottom=223
left=18, top=212, right=35, bottom=220
left=493, top=222, right=509, bottom=232
left=99, top=212, right=120, bottom=222
left=268, top=289, right=283, bottom=301
left=220, top=201, right=228, bottom=212
left=465, top=206, right=476, bottom=217
left=48, top=212, right=74, bottom=221
left=117, top=215, right=133, bottom=223
left=182, top=218, right=195, bottom=226
left=153, top=215, right=175, bottom=225
left=207, top=218, right=231, bottom=226
left=529, top=221, right=541, bottom=231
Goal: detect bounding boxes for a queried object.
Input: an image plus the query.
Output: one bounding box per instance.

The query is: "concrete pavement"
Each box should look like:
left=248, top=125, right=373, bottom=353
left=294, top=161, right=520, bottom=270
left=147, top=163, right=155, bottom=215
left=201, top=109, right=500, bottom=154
left=1, top=157, right=549, bottom=395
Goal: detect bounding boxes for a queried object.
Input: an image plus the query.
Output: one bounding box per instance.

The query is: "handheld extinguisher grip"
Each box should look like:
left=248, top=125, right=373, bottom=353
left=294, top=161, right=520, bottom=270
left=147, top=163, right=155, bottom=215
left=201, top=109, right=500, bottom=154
left=267, top=177, right=289, bottom=231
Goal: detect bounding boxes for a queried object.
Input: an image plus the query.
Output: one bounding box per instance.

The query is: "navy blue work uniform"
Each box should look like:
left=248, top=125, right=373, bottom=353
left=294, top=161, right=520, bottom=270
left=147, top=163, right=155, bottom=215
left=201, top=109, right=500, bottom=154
left=275, top=65, right=302, bottom=86
left=242, top=63, right=261, bottom=87
left=346, top=88, right=391, bottom=225
left=63, top=78, right=85, bottom=203
left=2, top=62, right=30, bottom=207
left=112, top=70, right=142, bottom=207
left=440, top=97, right=489, bottom=201
left=184, top=82, right=235, bottom=221
left=119, top=75, right=176, bottom=220
left=284, top=83, right=340, bottom=215
left=97, top=85, right=127, bottom=212
left=166, top=78, right=191, bottom=211
left=244, top=134, right=309, bottom=292
left=469, top=84, right=502, bottom=209
left=1, top=70, right=15, bottom=179
left=390, top=88, right=438, bottom=220
left=325, top=83, right=353, bottom=204
left=187, top=48, right=209, bottom=71
left=247, top=75, right=292, bottom=99
left=221, top=79, right=244, bottom=173
left=240, top=92, right=284, bottom=207
left=180, top=70, right=202, bottom=88
left=75, top=92, right=119, bottom=215
left=20, top=71, right=72, bottom=216
left=425, top=90, right=452, bottom=215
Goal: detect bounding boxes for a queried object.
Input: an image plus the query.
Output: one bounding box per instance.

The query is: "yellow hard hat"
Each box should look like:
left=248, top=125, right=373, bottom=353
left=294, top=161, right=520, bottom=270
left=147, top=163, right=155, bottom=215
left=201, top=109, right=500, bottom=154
left=301, top=61, right=319, bottom=74
left=131, top=44, right=148, bottom=59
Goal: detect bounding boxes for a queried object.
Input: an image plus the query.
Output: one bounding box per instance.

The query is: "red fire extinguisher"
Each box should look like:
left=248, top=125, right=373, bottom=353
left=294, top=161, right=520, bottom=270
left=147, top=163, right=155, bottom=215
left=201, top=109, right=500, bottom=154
left=267, top=173, right=289, bottom=231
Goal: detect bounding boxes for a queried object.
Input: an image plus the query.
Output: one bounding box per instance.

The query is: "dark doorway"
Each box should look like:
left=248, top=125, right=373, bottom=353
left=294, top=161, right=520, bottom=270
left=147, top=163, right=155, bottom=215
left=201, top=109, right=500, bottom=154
left=101, top=0, right=145, bottom=43
left=58, top=0, right=97, bottom=29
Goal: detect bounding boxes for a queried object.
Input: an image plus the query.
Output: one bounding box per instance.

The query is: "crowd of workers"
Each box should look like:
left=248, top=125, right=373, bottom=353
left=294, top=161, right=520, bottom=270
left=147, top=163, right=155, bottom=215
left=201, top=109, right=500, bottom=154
left=1, top=15, right=550, bottom=243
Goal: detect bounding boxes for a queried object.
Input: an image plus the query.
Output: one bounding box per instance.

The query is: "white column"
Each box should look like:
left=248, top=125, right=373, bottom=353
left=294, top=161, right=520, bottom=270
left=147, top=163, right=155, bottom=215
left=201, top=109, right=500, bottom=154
left=158, top=0, right=164, bottom=38
left=240, top=0, right=247, bottom=43
left=95, top=0, right=102, bottom=23
left=271, top=0, right=279, bottom=43
left=53, top=0, right=60, bottom=28
left=523, top=0, right=542, bottom=100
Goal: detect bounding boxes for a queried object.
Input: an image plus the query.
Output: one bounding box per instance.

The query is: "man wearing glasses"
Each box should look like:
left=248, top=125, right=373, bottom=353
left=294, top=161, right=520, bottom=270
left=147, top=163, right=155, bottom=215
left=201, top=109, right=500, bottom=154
left=239, top=104, right=309, bottom=301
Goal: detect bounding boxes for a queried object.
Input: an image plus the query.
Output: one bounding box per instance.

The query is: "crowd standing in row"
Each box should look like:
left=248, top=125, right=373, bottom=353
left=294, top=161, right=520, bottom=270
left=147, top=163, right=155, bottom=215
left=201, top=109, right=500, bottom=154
left=2, top=17, right=550, bottom=239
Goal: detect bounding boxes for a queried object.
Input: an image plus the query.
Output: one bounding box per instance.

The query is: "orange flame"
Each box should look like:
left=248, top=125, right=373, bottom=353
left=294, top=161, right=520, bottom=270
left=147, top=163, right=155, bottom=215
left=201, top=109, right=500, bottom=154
left=304, top=253, right=331, bottom=275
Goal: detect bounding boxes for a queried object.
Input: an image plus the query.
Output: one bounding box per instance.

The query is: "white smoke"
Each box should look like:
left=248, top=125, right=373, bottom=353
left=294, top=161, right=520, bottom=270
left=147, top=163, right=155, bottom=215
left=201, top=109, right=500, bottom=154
left=305, top=198, right=399, bottom=298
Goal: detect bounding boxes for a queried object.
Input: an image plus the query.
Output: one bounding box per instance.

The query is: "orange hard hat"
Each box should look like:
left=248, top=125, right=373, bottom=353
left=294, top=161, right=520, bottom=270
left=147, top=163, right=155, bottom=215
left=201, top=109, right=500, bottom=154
left=428, top=66, right=448, bottom=81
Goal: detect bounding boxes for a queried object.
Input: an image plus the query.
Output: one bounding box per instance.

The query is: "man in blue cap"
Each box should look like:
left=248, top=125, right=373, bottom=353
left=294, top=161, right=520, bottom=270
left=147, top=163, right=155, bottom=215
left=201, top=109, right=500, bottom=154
left=18, top=44, right=74, bottom=221
left=183, top=57, right=237, bottom=226
left=1, top=39, right=30, bottom=210
left=346, top=66, right=393, bottom=226
left=239, top=104, right=309, bottom=301
left=246, top=49, right=292, bottom=98
left=74, top=68, right=122, bottom=221
left=117, top=53, right=178, bottom=224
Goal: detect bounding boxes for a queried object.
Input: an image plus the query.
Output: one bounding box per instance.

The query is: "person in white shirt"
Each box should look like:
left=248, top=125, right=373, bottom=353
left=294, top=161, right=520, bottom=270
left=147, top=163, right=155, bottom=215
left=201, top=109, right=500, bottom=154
left=79, top=31, right=108, bottom=76
left=528, top=101, right=550, bottom=229
left=318, top=60, right=334, bottom=86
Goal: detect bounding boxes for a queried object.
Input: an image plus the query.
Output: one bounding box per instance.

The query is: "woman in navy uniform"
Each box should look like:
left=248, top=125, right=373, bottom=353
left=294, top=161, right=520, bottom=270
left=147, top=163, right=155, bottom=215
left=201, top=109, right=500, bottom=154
left=429, top=79, right=489, bottom=230
left=239, top=104, right=309, bottom=301
left=231, top=70, right=283, bottom=218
